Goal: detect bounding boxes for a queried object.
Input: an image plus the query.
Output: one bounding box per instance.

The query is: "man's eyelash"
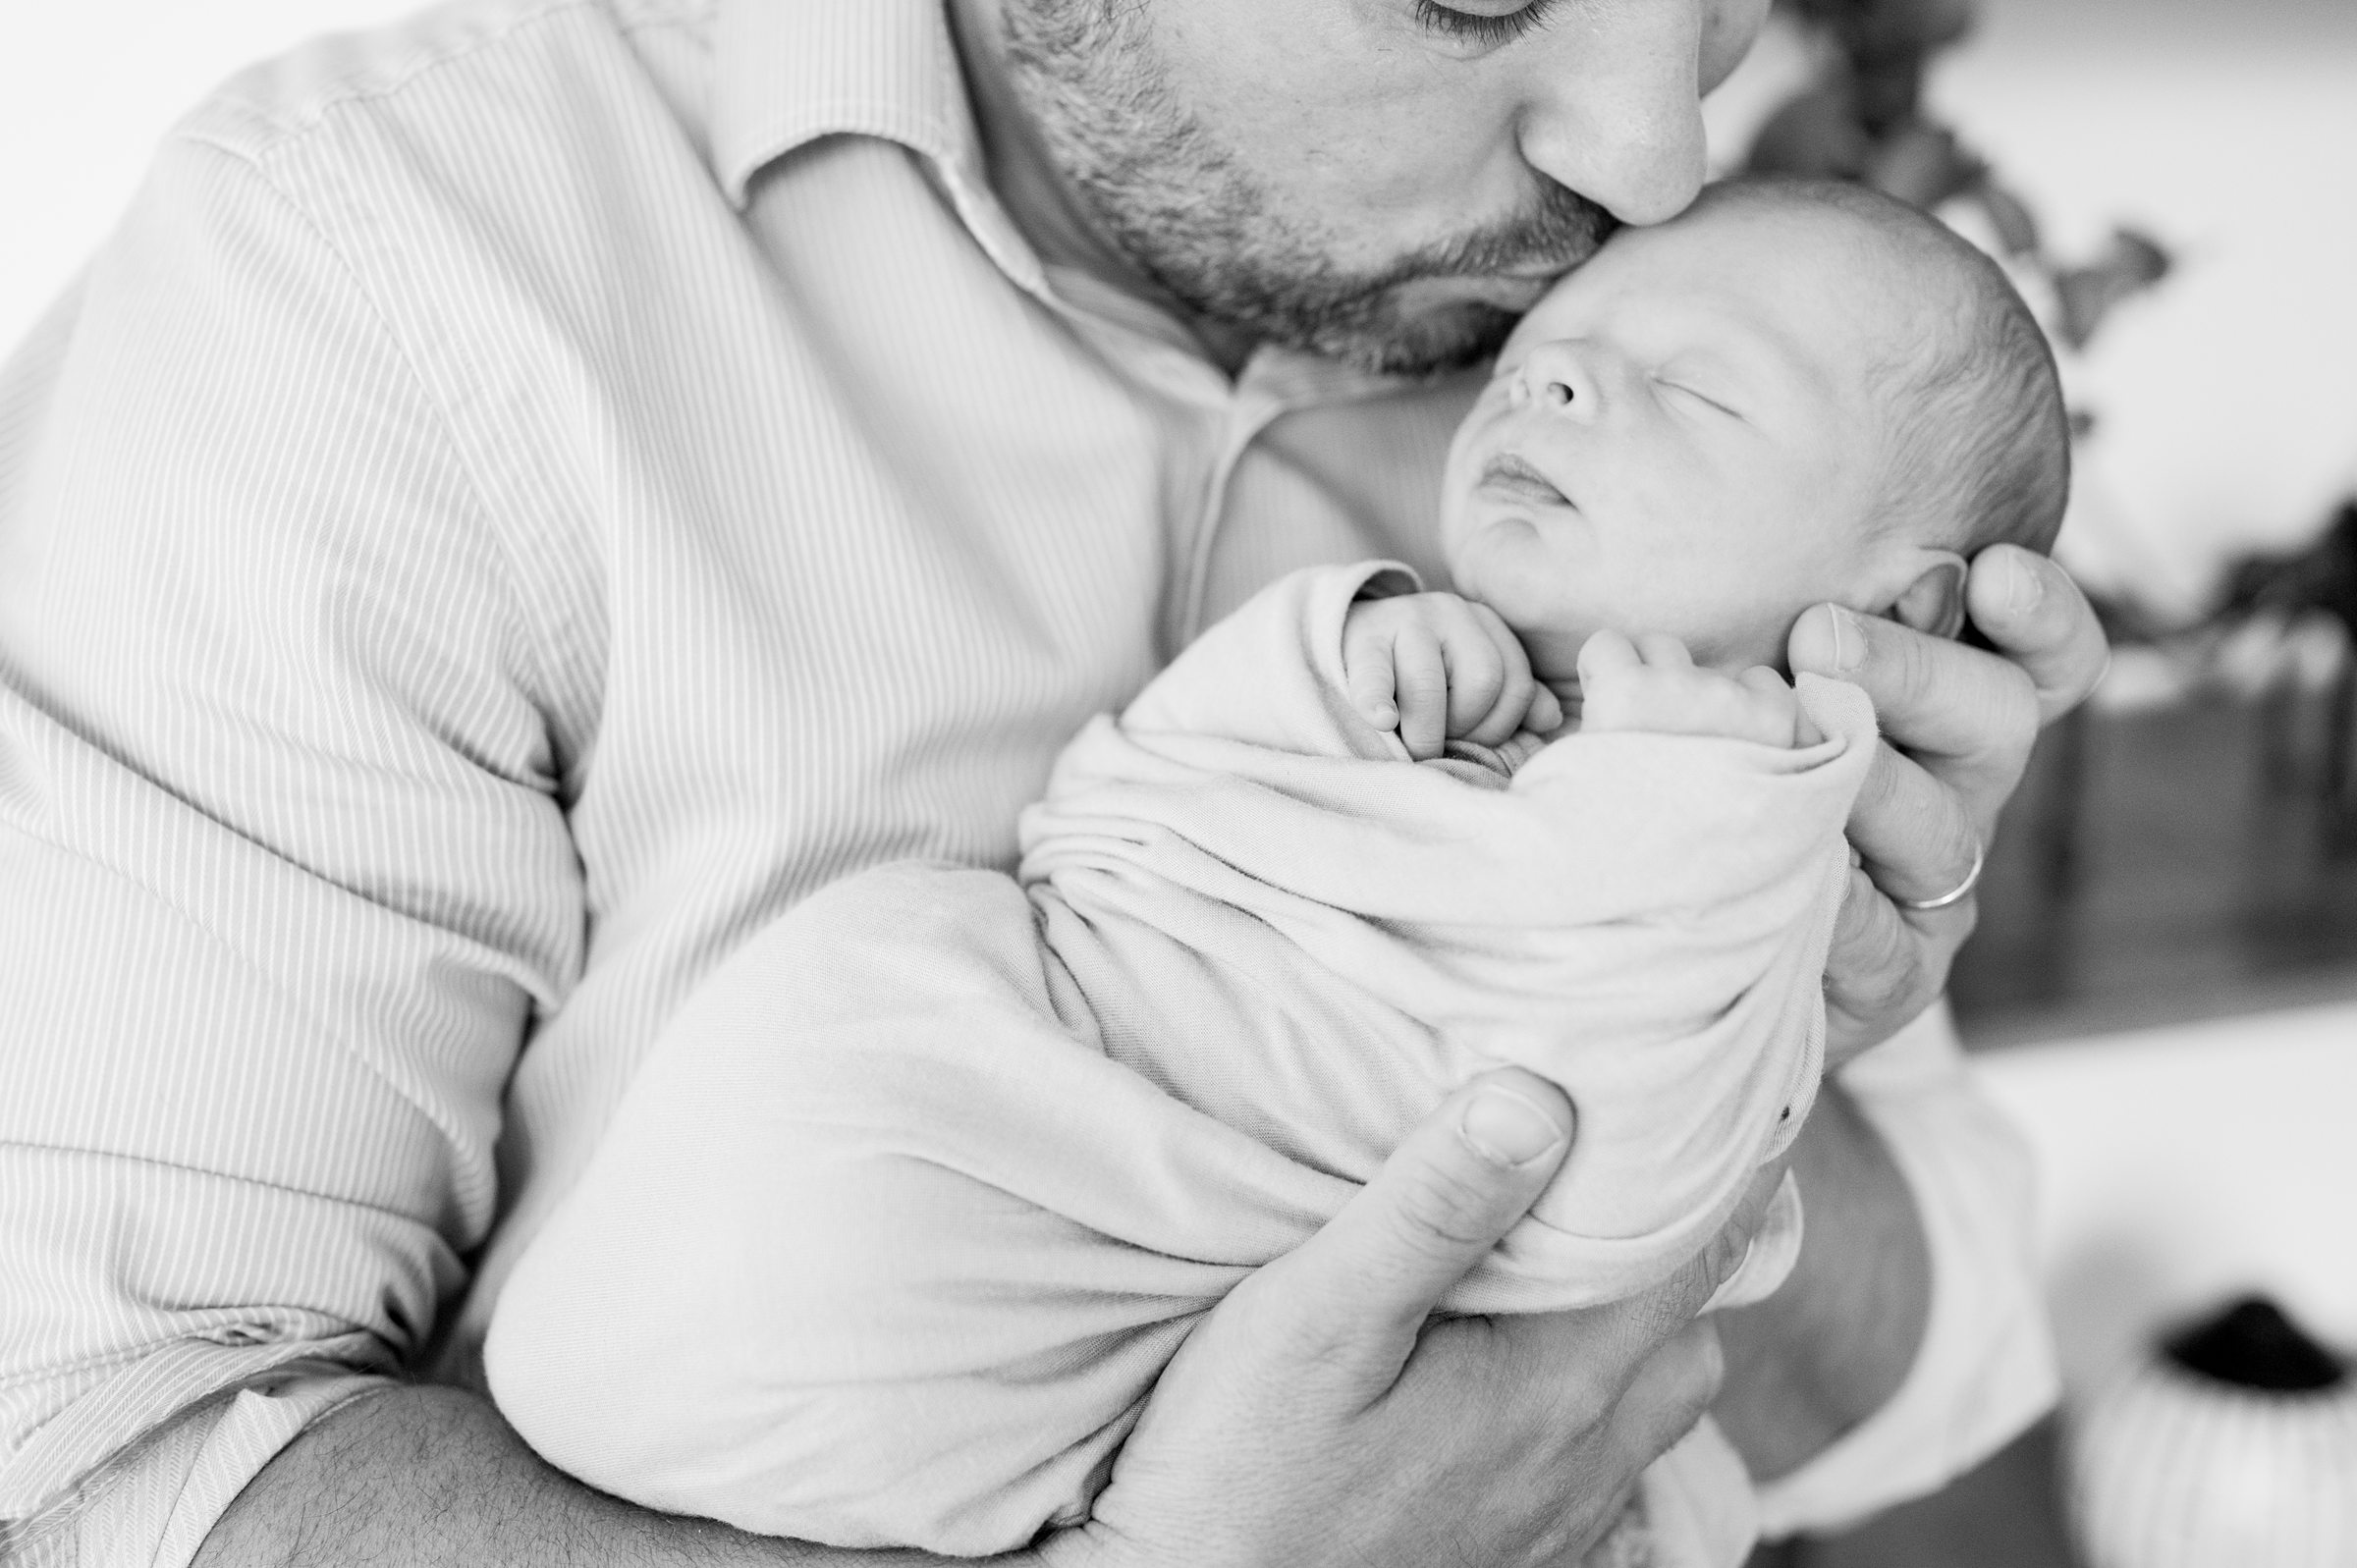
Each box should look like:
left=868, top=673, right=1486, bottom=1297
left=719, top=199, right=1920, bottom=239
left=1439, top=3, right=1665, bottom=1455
left=1411, top=0, right=1561, bottom=47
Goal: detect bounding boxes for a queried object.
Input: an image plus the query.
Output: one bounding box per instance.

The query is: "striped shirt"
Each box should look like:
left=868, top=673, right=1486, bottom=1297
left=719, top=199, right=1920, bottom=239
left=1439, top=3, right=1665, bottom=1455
left=0, top=1, right=2056, bottom=1561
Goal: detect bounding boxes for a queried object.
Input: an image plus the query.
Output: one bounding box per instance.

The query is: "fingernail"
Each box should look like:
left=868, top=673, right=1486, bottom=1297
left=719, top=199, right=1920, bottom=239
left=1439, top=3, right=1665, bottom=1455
left=1827, top=605, right=1867, bottom=673
left=1460, top=1088, right=1566, bottom=1168
left=2004, top=552, right=2044, bottom=617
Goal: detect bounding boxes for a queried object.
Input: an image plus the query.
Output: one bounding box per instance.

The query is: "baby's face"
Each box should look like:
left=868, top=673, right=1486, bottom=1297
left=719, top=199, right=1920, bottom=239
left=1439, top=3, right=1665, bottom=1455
left=1442, top=197, right=1909, bottom=677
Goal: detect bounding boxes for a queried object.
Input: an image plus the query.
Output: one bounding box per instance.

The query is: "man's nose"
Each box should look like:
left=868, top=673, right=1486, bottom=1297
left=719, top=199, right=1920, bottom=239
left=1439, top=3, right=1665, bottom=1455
left=1516, top=1, right=1712, bottom=228
left=1514, top=341, right=1604, bottom=422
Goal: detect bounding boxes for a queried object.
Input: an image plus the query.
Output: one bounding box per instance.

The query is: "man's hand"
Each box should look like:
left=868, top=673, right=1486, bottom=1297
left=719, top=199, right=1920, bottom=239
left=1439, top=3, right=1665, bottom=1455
left=1043, top=1069, right=1781, bottom=1568
left=1344, top=591, right=1562, bottom=758
left=1788, top=544, right=2109, bottom=1066
left=1579, top=630, right=1821, bottom=748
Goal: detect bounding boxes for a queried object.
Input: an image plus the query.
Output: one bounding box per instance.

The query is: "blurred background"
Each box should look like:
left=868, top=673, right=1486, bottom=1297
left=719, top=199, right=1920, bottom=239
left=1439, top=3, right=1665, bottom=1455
left=7, top=0, right=2355, bottom=1563
left=1706, top=0, right=2357, bottom=1561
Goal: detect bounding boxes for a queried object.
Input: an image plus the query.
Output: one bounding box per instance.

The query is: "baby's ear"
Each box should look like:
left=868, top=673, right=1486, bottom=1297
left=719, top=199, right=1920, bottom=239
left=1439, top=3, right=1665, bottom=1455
left=1886, top=552, right=1969, bottom=640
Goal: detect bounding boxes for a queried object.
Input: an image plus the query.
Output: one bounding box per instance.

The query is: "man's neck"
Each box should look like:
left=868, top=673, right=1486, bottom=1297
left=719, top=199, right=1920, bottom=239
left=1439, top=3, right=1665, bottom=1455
left=944, top=2, right=1260, bottom=374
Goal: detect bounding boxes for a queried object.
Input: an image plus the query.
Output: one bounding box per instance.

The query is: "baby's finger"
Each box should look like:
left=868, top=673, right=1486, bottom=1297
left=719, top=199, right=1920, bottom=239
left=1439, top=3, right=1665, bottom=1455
left=1736, top=666, right=1805, bottom=747
left=1395, top=624, right=1451, bottom=760
left=1633, top=633, right=1696, bottom=670
left=1577, top=629, right=1643, bottom=687
left=1462, top=603, right=1537, bottom=746
left=1343, top=621, right=1403, bottom=733
left=1526, top=683, right=1564, bottom=735
left=1441, top=622, right=1509, bottom=743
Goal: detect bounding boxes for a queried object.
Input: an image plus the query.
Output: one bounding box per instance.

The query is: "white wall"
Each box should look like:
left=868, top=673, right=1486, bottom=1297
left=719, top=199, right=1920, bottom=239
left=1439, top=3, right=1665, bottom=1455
left=1931, top=0, right=2357, bottom=619
left=1977, top=1000, right=2357, bottom=1386
left=3, top=4, right=427, bottom=351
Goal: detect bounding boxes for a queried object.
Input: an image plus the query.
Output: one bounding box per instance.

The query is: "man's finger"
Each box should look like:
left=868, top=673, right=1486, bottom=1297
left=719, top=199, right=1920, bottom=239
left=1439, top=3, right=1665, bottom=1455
left=1537, top=1153, right=1791, bottom=1395
left=1822, top=865, right=1953, bottom=1070
left=1787, top=604, right=2038, bottom=832
left=1965, top=545, right=2112, bottom=723
left=1844, top=738, right=1986, bottom=905
left=1260, top=1069, right=1571, bottom=1370
left=1607, top=1319, right=1727, bottom=1470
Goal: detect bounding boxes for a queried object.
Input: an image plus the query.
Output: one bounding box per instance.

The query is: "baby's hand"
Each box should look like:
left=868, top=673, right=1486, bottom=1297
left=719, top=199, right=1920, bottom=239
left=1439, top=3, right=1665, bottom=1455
left=1577, top=630, right=1823, bottom=748
left=1343, top=592, right=1563, bottom=759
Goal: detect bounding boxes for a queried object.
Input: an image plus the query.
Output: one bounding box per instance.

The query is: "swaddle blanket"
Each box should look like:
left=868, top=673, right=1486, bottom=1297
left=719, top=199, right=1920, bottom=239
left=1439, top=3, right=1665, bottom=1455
left=489, top=564, right=1881, bottom=1560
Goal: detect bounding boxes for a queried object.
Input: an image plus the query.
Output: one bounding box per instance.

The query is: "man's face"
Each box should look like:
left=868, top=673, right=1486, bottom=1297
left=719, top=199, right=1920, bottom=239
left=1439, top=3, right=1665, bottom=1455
left=998, top=0, right=1772, bottom=375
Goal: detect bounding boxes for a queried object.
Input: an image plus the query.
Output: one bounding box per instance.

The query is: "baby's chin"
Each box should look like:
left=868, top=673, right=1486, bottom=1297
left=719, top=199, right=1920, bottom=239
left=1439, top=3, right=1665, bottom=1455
left=1445, top=559, right=1593, bottom=679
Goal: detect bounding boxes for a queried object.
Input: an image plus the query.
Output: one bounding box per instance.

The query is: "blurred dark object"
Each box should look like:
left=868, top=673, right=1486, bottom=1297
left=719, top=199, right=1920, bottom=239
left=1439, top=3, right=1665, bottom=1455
left=1957, top=499, right=2357, bottom=1040
left=1950, top=667, right=2357, bottom=1046
left=2220, top=499, right=2357, bottom=629
left=2054, top=229, right=2172, bottom=351
left=2218, top=499, right=2357, bottom=841
left=2068, top=1296, right=2357, bottom=1568
left=1784, top=0, right=1977, bottom=133
left=2166, top=1296, right=2347, bottom=1393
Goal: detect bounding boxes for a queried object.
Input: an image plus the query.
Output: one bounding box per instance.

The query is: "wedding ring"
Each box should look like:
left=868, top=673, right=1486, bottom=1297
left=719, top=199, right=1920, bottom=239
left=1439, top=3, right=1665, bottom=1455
left=1892, top=838, right=1984, bottom=912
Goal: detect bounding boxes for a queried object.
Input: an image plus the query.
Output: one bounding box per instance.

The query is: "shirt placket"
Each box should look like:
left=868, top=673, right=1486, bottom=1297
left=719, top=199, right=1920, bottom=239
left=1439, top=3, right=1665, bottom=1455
left=1019, top=291, right=1290, bottom=663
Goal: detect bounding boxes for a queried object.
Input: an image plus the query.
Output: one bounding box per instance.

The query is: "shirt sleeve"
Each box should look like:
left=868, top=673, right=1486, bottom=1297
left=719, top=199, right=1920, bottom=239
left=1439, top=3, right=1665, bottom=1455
left=1752, top=1000, right=2061, bottom=1537
left=0, top=128, right=583, bottom=1563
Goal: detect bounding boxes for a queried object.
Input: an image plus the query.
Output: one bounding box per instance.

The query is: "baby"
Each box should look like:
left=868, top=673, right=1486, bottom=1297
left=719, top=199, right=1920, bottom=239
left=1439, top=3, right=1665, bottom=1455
left=487, top=178, right=2067, bottom=1566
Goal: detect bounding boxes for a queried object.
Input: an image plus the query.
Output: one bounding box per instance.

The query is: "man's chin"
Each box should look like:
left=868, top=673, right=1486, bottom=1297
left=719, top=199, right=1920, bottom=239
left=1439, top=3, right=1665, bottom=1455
left=1316, top=296, right=1523, bottom=378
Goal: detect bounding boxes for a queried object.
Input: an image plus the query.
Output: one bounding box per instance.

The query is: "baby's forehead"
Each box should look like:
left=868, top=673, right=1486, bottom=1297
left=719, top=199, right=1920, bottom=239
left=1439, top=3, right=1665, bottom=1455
left=1498, top=193, right=1935, bottom=375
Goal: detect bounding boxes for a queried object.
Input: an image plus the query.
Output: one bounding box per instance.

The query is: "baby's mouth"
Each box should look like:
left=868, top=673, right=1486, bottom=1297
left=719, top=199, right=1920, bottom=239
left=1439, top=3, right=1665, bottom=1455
left=1478, top=452, right=1573, bottom=511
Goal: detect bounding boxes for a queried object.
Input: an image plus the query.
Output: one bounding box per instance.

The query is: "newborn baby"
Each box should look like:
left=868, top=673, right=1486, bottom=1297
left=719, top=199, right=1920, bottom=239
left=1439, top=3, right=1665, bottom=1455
left=487, top=178, right=2067, bottom=1564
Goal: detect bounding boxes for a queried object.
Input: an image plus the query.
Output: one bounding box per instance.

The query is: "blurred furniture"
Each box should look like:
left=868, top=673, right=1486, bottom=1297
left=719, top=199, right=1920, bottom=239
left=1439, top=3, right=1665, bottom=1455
left=1951, top=677, right=2357, bottom=1044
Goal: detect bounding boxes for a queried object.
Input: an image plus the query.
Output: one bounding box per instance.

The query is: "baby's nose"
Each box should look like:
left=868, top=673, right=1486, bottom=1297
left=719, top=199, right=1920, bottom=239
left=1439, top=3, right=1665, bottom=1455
left=1515, top=340, right=1601, bottom=421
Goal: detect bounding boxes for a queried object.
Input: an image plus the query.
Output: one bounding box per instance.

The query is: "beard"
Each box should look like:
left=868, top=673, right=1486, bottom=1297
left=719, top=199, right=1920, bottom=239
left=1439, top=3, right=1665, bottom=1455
left=1000, top=1, right=1617, bottom=376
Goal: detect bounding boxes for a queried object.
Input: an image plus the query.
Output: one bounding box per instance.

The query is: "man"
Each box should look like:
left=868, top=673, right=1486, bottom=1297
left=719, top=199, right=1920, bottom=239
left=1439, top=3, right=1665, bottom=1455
left=0, top=1, right=2107, bottom=1564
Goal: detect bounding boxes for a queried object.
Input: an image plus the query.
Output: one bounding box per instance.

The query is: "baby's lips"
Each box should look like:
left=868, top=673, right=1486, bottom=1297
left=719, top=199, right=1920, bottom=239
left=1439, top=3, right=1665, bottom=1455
left=1476, top=452, right=1573, bottom=511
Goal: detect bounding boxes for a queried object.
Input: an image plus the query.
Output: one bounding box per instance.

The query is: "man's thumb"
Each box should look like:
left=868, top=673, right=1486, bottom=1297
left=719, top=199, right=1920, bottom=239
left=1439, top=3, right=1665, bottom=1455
left=1276, top=1069, right=1573, bottom=1363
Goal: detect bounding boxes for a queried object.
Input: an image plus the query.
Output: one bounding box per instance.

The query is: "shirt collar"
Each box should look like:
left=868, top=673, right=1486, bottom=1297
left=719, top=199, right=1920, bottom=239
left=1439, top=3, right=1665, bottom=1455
left=710, top=0, right=1417, bottom=404
left=713, top=0, right=968, bottom=204
left=712, top=0, right=1045, bottom=293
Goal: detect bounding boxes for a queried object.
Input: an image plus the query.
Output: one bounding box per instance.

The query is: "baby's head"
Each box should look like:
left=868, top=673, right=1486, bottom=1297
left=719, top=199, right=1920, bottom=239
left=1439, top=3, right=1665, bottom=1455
left=1442, top=177, right=2069, bottom=677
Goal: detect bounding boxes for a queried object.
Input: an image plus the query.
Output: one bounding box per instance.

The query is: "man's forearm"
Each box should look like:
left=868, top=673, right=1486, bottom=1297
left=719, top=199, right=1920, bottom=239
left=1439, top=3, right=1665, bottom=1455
left=1710, top=1083, right=1932, bottom=1482
left=192, top=1383, right=1013, bottom=1568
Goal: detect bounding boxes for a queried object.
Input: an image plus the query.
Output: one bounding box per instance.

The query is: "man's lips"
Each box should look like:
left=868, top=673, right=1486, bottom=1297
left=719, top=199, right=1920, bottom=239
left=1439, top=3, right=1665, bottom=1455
left=1478, top=452, right=1572, bottom=510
